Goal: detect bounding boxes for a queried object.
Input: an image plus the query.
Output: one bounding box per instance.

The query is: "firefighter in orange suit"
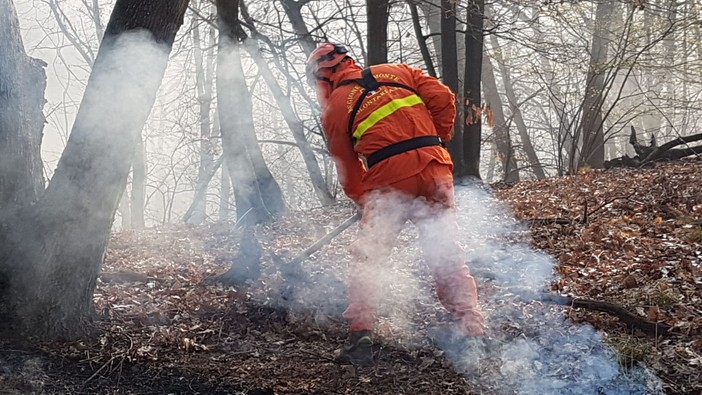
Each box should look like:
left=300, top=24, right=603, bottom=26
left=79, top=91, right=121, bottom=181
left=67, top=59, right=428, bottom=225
left=306, top=43, right=485, bottom=366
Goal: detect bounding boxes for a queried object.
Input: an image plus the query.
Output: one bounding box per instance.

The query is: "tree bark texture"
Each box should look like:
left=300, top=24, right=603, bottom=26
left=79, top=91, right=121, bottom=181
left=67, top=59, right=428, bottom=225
left=236, top=1, right=335, bottom=207
left=461, top=0, right=485, bottom=180
left=490, top=34, right=545, bottom=179
left=1, top=0, right=189, bottom=340
left=219, top=159, right=232, bottom=221
left=419, top=0, right=442, bottom=71
left=367, top=0, right=389, bottom=65
left=280, top=0, right=316, bottom=55
left=580, top=0, right=615, bottom=169
left=187, top=11, right=216, bottom=225
left=216, top=0, right=286, bottom=225
left=118, top=189, right=132, bottom=230
left=130, top=136, right=146, bottom=229
left=0, top=0, right=46, bottom=210
left=440, top=0, right=463, bottom=174
left=408, top=1, right=436, bottom=77
left=243, top=41, right=335, bottom=206
left=482, top=53, right=518, bottom=182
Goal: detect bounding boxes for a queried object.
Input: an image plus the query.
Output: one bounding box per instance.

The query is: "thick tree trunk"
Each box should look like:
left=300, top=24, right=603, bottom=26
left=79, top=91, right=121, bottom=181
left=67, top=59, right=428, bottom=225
left=216, top=0, right=286, bottom=225
left=1, top=0, right=189, bottom=340
left=580, top=0, right=615, bottom=169
left=0, top=0, right=46, bottom=210
left=367, top=0, right=389, bottom=65
left=461, top=0, right=484, bottom=180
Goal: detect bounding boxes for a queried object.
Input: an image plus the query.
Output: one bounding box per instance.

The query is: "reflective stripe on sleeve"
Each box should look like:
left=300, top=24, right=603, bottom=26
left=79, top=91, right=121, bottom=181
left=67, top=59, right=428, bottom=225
left=352, top=94, right=424, bottom=140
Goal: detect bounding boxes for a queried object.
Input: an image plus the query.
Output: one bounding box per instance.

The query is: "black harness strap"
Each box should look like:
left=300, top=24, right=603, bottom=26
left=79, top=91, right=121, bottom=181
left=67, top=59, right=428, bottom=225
left=338, top=67, right=442, bottom=168
left=339, top=68, right=419, bottom=139
left=365, top=135, right=443, bottom=168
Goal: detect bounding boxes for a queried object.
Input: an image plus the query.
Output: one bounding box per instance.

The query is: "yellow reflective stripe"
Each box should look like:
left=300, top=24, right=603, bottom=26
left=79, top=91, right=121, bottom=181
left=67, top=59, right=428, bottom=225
left=352, top=94, right=424, bottom=140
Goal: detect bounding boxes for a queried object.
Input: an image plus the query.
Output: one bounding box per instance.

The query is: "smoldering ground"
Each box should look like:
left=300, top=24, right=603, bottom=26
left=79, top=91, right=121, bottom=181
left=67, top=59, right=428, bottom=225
left=272, top=183, right=664, bottom=394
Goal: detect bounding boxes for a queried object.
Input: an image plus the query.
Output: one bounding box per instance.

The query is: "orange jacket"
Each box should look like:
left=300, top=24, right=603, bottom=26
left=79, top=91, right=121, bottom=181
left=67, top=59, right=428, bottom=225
left=321, top=63, right=456, bottom=203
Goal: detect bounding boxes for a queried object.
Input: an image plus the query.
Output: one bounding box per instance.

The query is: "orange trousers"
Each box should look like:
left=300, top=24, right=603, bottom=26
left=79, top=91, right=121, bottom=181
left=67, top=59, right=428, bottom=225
left=343, top=161, right=484, bottom=336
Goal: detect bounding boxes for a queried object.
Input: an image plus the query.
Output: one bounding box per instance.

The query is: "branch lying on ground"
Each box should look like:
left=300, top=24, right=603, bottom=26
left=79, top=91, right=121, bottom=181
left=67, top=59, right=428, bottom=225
left=509, top=289, right=674, bottom=337
left=605, top=129, right=702, bottom=168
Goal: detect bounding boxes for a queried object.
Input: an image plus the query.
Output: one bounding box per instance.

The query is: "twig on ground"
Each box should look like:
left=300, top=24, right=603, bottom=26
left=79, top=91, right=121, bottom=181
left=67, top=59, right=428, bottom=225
left=510, top=290, right=674, bottom=337
left=82, top=354, right=121, bottom=386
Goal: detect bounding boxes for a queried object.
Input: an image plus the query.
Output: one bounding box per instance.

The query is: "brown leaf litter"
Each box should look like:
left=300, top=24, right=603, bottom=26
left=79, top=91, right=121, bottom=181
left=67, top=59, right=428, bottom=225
left=1, top=159, right=700, bottom=394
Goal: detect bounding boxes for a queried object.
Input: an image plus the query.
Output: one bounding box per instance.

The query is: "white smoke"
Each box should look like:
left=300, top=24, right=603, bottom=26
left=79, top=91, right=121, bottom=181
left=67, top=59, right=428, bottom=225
left=277, top=172, right=664, bottom=393
left=291, top=182, right=664, bottom=393
left=447, top=184, right=664, bottom=394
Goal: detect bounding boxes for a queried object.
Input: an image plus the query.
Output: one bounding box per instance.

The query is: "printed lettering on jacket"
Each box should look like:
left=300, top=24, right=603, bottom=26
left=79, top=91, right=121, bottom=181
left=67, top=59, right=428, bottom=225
left=345, top=73, right=402, bottom=114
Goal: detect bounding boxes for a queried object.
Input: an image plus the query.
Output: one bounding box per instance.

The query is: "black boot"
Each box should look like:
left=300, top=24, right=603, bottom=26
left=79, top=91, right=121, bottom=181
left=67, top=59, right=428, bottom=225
left=334, top=330, right=374, bottom=367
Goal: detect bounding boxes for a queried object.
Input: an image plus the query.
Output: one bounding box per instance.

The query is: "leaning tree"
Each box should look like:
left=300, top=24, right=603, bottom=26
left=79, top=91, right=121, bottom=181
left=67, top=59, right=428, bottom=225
left=0, top=0, right=190, bottom=340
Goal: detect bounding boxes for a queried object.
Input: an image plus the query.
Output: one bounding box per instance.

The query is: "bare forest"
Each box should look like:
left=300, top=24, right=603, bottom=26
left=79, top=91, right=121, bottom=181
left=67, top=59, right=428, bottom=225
left=1, top=0, right=700, bottom=394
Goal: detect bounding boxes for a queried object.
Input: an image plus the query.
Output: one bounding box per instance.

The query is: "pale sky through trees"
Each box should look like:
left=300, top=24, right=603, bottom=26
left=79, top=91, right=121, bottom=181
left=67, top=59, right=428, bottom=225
left=11, top=0, right=702, bottom=227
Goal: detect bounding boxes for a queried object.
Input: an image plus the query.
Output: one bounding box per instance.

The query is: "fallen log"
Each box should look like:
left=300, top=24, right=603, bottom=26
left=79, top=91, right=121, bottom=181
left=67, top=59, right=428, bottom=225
left=604, top=127, right=702, bottom=168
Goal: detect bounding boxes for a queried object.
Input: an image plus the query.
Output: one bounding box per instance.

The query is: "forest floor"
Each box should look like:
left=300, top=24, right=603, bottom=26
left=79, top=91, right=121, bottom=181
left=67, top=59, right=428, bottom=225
left=1, top=159, right=701, bottom=395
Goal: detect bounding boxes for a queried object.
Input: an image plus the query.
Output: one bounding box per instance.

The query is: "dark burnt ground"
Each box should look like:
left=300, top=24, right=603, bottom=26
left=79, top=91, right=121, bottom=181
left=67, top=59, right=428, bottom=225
left=1, top=159, right=700, bottom=394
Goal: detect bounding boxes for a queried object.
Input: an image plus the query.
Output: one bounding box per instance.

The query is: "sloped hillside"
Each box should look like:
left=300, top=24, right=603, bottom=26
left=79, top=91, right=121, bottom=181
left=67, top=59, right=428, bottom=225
left=1, top=160, right=700, bottom=394
left=495, top=159, right=702, bottom=394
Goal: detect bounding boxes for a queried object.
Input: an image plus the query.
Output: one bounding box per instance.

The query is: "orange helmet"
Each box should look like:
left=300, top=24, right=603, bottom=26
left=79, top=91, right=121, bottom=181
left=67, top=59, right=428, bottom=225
left=305, top=43, right=350, bottom=85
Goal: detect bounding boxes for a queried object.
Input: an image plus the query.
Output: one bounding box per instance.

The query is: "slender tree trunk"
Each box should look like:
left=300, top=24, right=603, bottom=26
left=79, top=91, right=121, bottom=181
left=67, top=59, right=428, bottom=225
left=118, top=189, right=132, bottom=230
left=237, top=0, right=334, bottom=206
left=489, top=35, right=545, bottom=179
left=280, top=0, right=316, bottom=54
left=529, top=5, right=570, bottom=175
left=408, top=1, right=436, bottom=77
left=482, top=53, right=518, bottom=182
left=485, top=143, right=496, bottom=182
left=216, top=0, right=286, bottom=225
left=367, top=0, right=389, bottom=65
left=243, top=41, right=335, bottom=206
left=130, top=136, right=146, bottom=229
left=440, top=0, right=463, bottom=174
left=663, top=0, right=677, bottom=138
left=183, top=156, right=224, bottom=223
left=187, top=6, right=216, bottom=225
left=461, top=0, right=484, bottom=180
left=219, top=159, right=231, bottom=221
left=419, top=0, right=442, bottom=70
left=1, top=0, right=189, bottom=340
